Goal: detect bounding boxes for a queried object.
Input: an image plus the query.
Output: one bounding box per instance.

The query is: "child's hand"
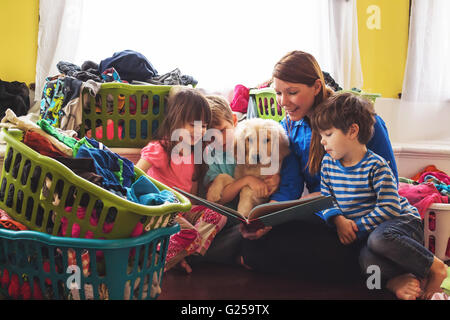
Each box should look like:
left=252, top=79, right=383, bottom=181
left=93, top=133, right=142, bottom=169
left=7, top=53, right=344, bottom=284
left=263, top=174, right=281, bottom=195
left=333, top=215, right=358, bottom=245
left=245, top=176, right=269, bottom=198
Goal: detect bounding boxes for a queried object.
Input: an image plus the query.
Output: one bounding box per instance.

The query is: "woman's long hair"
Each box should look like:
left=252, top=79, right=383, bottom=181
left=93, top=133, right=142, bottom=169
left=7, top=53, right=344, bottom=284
left=272, top=50, right=334, bottom=174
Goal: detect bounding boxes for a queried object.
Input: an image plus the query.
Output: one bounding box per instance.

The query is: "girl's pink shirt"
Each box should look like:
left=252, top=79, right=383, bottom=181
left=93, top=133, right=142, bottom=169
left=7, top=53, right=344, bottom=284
left=140, top=141, right=194, bottom=193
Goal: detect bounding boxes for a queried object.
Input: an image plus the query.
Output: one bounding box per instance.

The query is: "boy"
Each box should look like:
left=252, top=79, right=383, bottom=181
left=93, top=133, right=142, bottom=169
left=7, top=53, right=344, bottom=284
left=204, top=95, right=279, bottom=205
left=311, top=92, right=448, bottom=300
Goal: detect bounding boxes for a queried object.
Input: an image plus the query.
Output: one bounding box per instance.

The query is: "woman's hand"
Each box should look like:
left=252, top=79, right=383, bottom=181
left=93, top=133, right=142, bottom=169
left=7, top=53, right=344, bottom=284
left=239, top=224, right=272, bottom=240
left=333, top=215, right=358, bottom=245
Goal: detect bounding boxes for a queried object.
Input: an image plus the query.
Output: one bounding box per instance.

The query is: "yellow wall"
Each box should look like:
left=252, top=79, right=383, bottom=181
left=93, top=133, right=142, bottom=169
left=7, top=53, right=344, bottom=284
left=357, top=0, right=410, bottom=98
left=0, top=0, right=39, bottom=84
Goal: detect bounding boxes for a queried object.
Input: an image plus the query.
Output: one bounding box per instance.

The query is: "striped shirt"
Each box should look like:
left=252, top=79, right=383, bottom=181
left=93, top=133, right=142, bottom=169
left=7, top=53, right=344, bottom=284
left=320, top=150, right=420, bottom=238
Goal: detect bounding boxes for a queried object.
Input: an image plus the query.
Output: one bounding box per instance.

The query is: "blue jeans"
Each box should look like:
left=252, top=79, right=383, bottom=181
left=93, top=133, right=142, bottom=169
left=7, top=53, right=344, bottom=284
left=359, top=215, right=434, bottom=284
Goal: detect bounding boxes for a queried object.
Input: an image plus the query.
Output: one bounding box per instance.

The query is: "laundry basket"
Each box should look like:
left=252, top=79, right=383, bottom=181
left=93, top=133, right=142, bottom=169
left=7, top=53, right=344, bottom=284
left=248, top=87, right=381, bottom=123
left=249, top=88, right=285, bottom=122
left=80, top=83, right=172, bottom=148
left=340, top=89, right=381, bottom=103
left=0, top=128, right=191, bottom=240
left=0, top=223, right=179, bottom=300
left=424, top=203, right=450, bottom=262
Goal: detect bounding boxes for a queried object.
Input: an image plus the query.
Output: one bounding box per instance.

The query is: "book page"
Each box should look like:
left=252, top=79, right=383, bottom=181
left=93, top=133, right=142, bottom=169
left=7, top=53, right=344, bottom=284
left=172, top=187, right=247, bottom=221
left=247, top=196, right=325, bottom=220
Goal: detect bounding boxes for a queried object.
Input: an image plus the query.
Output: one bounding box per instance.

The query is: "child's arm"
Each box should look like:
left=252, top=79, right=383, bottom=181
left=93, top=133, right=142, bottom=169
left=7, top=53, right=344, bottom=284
left=135, top=158, right=152, bottom=172
left=219, top=176, right=269, bottom=204
left=263, top=174, right=280, bottom=196
left=319, top=169, right=344, bottom=224
left=353, top=161, right=412, bottom=237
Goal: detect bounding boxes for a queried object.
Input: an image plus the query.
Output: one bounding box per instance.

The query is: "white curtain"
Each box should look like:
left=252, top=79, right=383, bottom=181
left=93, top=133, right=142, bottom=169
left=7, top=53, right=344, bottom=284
left=35, top=0, right=84, bottom=101
left=328, top=0, right=363, bottom=90
left=402, top=0, right=450, bottom=102
left=35, top=0, right=362, bottom=99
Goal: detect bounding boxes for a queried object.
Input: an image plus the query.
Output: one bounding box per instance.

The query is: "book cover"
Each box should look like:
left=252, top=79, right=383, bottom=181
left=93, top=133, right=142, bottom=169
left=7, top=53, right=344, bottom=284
left=173, top=187, right=333, bottom=229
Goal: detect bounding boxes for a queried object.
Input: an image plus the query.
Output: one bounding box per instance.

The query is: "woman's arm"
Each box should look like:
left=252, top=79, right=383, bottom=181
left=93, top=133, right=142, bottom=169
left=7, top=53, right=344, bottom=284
left=270, top=152, right=304, bottom=201
left=368, top=115, right=399, bottom=183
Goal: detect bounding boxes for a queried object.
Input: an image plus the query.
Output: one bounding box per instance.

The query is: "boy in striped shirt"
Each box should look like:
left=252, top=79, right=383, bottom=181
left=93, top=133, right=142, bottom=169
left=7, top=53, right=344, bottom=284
left=311, top=92, right=447, bottom=300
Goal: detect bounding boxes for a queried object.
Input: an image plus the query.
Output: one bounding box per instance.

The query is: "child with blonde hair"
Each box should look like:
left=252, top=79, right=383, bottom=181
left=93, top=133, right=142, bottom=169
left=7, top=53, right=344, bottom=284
left=311, top=92, right=448, bottom=300
left=136, top=87, right=227, bottom=273
left=204, top=95, right=279, bottom=206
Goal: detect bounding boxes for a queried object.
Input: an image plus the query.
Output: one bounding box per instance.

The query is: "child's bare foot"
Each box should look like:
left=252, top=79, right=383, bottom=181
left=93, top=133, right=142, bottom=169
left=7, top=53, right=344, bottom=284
left=422, top=258, right=448, bottom=300
left=386, top=274, right=422, bottom=300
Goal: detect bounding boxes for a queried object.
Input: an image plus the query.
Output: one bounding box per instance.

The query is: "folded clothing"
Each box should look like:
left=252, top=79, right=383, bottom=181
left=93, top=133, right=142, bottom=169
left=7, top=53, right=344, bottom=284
left=399, top=182, right=448, bottom=218
left=126, top=175, right=177, bottom=206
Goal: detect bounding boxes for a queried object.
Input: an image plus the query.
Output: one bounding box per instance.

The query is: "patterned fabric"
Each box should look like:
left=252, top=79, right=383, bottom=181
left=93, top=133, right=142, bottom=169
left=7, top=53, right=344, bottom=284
left=320, top=150, right=420, bottom=238
left=164, top=205, right=227, bottom=271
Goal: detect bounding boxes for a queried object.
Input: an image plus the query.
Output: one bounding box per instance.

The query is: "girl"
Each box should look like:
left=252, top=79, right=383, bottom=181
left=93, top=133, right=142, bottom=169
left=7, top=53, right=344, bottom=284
left=136, top=87, right=227, bottom=273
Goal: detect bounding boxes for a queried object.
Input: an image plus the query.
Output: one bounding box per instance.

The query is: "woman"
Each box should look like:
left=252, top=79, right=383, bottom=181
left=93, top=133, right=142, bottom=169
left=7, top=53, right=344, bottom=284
left=240, top=51, right=399, bottom=279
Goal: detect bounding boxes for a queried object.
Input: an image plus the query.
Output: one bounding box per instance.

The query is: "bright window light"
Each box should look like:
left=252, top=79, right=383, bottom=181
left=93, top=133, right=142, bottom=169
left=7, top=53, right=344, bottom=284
left=74, top=0, right=332, bottom=94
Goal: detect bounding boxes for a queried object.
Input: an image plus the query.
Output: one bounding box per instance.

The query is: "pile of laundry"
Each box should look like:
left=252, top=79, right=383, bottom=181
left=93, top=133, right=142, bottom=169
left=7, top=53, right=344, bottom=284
left=0, top=79, right=31, bottom=119
left=0, top=208, right=161, bottom=300
left=399, top=165, right=450, bottom=219
left=39, top=50, right=198, bottom=134
left=1, top=108, right=178, bottom=207
left=0, top=108, right=178, bottom=300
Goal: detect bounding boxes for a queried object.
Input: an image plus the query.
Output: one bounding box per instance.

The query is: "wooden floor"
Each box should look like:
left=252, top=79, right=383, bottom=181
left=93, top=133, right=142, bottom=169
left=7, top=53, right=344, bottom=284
left=158, top=262, right=395, bottom=300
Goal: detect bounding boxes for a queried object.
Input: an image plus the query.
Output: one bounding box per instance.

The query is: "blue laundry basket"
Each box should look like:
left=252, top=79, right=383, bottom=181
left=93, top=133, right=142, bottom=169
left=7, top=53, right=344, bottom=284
left=0, top=223, right=179, bottom=300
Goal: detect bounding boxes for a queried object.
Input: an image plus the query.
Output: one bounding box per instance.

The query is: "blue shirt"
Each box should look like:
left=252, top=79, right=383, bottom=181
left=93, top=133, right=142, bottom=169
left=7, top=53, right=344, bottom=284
left=270, top=115, right=398, bottom=201
left=319, top=150, right=419, bottom=238
left=203, top=148, right=236, bottom=187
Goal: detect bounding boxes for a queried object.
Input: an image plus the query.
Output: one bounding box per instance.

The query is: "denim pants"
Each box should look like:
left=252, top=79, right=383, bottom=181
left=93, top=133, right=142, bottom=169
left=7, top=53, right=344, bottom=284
left=359, top=214, right=435, bottom=284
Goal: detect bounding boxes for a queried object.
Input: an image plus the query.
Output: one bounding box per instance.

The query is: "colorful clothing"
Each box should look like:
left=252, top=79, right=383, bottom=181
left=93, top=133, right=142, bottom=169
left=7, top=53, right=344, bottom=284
left=271, top=115, right=398, bottom=201
left=141, top=141, right=195, bottom=193
left=140, top=140, right=227, bottom=270
left=319, top=150, right=420, bottom=238
left=203, top=148, right=236, bottom=187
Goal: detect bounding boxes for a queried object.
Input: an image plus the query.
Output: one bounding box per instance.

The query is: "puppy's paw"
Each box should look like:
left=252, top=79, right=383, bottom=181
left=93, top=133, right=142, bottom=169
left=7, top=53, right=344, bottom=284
left=206, top=185, right=222, bottom=203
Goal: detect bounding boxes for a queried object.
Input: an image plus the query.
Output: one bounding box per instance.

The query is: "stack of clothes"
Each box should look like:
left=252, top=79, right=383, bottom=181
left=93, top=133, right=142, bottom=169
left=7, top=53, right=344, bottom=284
left=399, top=165, right=450, bottom=218
left=39, top=50, right=197, bottom=137
left=0, top=108, right=178, bottom=300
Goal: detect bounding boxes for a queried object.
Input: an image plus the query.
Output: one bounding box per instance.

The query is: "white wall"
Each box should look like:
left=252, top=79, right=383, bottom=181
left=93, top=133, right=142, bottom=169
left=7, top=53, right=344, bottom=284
left=374, top=98, right=450, bottom=177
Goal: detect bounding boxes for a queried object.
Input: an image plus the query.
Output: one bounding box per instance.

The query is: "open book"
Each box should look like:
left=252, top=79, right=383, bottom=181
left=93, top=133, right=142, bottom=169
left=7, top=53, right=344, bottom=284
left=173, top=187, right=333, bottom=230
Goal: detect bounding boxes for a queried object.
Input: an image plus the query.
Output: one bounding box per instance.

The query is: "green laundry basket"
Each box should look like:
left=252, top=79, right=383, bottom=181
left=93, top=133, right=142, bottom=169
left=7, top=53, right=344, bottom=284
left=80, top=83, right=173, bottom=148
left=249, top=88, right=285, bottom=122
left=0, top=224, right=179, bottom=300
left=340, top=89, right=381, bottom=103
left=0, top=128, right=191, bottom=240
left=248, top=87, right=381, bottom=123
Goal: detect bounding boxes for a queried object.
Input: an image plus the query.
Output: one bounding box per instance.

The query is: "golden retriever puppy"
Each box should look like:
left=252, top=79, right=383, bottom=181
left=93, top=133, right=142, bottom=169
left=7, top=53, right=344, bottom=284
left=207, top=118, right=290, bottom=218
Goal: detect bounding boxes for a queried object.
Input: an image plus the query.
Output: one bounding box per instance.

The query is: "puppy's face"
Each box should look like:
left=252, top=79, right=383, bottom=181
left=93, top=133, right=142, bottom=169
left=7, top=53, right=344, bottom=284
left=234, top=119, right=290, bottom=172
